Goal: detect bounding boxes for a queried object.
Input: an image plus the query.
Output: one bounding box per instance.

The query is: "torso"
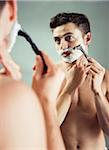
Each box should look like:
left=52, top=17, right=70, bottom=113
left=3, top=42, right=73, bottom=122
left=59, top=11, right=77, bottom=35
left=60, top=71, right=107, bottom=150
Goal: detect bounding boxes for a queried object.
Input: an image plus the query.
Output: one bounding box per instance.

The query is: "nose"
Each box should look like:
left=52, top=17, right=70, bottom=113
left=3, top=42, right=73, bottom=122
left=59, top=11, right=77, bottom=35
left=60, top=38, right=69, bottom=50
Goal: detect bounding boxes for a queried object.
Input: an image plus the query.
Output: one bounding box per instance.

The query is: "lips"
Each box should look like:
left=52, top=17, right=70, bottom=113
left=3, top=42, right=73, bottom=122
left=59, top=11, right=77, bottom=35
left=62, top=51, right=72, bottom=57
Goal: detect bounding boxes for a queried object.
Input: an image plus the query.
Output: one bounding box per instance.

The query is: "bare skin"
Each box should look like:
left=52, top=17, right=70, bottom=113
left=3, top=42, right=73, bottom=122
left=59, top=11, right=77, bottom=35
left=32, top=53, right=65, bottom=150
left=0, top=1, right=65, bottom=149
left=0, top=76, right=47, bottom=149
left=53, top=23, right=109, bottom=150
left=60, top=63, right=108, bottom=150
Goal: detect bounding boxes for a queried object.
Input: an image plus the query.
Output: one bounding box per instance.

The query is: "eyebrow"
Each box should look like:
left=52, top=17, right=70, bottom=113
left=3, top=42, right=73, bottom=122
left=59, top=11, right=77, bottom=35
left=54, top=32, right=74, bottom=39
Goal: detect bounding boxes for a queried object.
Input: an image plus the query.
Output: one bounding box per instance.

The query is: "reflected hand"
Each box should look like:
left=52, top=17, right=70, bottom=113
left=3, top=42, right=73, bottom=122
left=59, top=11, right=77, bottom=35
left=0, top=47, right=21, bottom=80
left=64, top=57, right=90, bottom=94
left=88, top=57, right=105, bottom=94
left=32, top=51, right=65, bottom=106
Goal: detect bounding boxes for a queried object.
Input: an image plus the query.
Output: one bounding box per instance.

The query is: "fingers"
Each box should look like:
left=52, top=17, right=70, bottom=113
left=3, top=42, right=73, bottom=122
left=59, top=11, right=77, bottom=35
left=76, top=56, right=83, bottom=66
left=33, top=55, right=43, bottom=80
left=86, top=72, right=93, bottom=83
left=85, top=65, right=91, bottom=73
left=88, top=57, right=103, bottom=69
left=76, top=56, right=87, bottom=67
left=0, top=48, right=21, bottom=80
left=0, top=56, right=21, bottom=80
left=90, top=65, right=100, bottom=74
left=33, top=51, right=56, bottom=77
left=78, top=56, right=84, bottom=66
left=41, top=51, right=55, bottom=73
left=76, top=56, right=88, bottom=72
left=88, top=69, right=96, bottom=77
left=87, top=57, right=105, bottom=76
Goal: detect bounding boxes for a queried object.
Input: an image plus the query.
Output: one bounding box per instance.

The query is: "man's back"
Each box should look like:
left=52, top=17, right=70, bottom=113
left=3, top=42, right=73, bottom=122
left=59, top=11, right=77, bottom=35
left=0, top=76, right=46, bottom=149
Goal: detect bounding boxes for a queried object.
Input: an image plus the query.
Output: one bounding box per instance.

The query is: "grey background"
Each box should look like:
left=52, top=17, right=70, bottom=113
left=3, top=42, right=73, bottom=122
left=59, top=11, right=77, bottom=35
left=12, top=0, right=109, bottom=147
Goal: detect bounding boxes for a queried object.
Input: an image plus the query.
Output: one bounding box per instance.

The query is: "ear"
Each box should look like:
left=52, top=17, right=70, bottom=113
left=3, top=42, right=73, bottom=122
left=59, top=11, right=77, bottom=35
left=7, top=0, right=17, bottom=22
left=84, top=32, right=92, bottom=46
left=0, top=0, right=17, bottom=34
left=0, top=0, right=17, bottom=49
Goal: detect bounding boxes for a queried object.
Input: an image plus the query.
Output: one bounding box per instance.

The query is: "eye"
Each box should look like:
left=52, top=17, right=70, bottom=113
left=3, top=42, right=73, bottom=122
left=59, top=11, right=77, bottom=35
left=65, top=35, right=75, bottom=42
left=54, top=37, right=60, bottom=45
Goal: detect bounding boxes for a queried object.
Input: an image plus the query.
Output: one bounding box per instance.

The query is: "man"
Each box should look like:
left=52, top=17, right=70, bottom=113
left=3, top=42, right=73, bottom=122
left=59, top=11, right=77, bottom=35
left=0, top=1, right=65, bottom=149
left=50, top=12, right=109, bottom=150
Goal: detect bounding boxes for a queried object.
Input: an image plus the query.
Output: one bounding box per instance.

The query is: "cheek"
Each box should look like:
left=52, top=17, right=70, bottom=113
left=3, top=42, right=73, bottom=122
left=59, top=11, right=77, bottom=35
left=55, top=43, right=60, bottom=50
left=0, top=25, right=4, bottom=42
left=69, top=41, right=78, bottom=48
left=0, top=30, right=5, bottom=46
left=75, top=39, right=84, bottom=47
left=70, top=38, right=82, bottom=47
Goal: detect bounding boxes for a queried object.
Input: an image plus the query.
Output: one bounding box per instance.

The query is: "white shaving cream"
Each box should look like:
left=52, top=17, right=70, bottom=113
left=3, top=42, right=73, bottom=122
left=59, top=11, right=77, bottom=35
left=7, top=21, right=21, bottom=52
left=57, top=45, right=88, bottom=63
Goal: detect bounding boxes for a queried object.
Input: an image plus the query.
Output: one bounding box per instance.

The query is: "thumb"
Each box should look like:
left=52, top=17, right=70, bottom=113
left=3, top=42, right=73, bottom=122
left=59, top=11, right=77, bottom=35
left=33, top=55, right=43, bottom=80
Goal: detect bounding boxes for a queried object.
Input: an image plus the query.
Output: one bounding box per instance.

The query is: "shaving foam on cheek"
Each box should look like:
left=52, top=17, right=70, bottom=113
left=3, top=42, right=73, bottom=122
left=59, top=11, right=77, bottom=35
left=57, top=47, right=83, bottom=63
left=57, top=44, right=88, bottom=63
left=63, top=50, right=82, bottom=63
left=7, top=21, right=21, bottom=53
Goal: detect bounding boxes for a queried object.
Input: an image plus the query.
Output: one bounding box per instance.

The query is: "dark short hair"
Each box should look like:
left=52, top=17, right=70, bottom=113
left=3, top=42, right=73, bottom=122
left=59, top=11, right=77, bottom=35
left=50, top=12, right=91, bottom=34
left=0, top=1, right=6, bottom=13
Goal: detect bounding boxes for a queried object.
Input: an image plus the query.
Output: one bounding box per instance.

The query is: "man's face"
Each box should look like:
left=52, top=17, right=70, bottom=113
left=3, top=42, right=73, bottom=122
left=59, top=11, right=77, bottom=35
left=52, top=22, right=87, bottom=63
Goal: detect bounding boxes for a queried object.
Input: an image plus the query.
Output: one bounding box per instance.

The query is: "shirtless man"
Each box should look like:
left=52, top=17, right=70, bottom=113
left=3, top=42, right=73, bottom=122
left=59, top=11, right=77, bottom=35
left=49, top=12, right=109, bottom=150
left=0, top=1, right=65, bottom=149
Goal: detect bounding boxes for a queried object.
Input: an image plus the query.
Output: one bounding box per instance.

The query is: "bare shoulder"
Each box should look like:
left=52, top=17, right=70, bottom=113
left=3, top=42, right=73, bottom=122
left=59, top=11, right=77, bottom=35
left=0, top=76, right=43, bottom=120
left=104, top=69, right=109, bottom=87
left=0, top=76, right=46, bottom=148
left=104, top=70, right=109, bottom=101
left=0, top=76, right=38, bottom=105
left=105, top=69, right=109, bottom=77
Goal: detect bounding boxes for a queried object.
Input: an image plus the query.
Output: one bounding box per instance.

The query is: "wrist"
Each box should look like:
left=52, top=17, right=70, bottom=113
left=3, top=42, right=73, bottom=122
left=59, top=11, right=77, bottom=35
left=42, top=97, right=57, bottom=118
left=64, top=84, right=77, bottom=94
left=40, top=96, right=57, bottom=111
left=94, top=89, right=104, bottom=99
left=93, top=88, right=103, bottom=96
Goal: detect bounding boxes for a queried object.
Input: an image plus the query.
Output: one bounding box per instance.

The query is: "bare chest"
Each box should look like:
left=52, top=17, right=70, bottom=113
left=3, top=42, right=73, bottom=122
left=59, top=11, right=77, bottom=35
left=69, top=76, right=106, bottom=115
left=60, top=68, right=107, bottom=150
left=61, top=78, right=106, bottom=150
left=61, top=81, right=99, bottom=136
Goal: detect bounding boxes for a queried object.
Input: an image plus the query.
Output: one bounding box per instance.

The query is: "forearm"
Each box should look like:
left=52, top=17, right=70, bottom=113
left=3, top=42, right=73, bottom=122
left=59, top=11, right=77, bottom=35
left=56, top=85, right=77, bottom=125
left=42, top=100, right=65, bottom=150
left=94, top=90, right=109, bottom=135
left=56, top=91, right=71, bottom=125
left=57, top=81, right=77, bottom=109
